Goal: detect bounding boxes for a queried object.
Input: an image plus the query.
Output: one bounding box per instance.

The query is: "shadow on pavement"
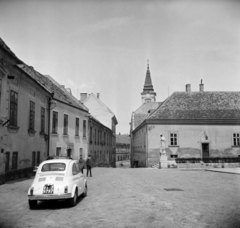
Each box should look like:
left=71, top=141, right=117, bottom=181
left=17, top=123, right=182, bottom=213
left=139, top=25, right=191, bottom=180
left=5, top=176, right=34, bottom=185
left=30, top=195, right=85, bottom=210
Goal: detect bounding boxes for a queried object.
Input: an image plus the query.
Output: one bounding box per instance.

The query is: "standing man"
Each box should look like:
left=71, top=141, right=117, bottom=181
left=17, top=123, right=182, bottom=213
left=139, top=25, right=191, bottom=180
left=86, top=155, right=92, bottom=177
left=79, top=156, right=85, bottom=174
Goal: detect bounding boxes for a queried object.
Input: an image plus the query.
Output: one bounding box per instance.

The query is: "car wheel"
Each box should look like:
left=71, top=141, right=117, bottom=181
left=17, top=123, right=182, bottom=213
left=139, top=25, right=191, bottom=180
left=69, top=189, right=78, bottom=207
left=83, top=184, right=87, bottom=197
left=28, top=200, right=37, bottom=209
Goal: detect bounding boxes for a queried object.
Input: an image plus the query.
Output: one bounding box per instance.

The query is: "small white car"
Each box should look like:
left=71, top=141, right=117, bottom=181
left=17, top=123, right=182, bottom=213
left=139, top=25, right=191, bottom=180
left=28, top=159, right=87, bottom=209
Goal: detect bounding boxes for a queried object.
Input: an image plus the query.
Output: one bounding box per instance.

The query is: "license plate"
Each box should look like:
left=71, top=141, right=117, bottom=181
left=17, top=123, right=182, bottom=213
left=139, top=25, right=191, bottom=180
left=43, top=184, right=54, bottom=194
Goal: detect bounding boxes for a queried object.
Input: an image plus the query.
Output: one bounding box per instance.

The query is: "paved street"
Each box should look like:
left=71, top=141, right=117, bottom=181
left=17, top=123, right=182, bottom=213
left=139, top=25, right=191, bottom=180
left=0, top=166, right=239, bottom=228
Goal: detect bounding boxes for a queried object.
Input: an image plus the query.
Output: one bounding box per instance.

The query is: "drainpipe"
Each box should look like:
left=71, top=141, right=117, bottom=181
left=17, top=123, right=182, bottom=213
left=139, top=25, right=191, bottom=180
left=47, top=93, right=54, bottom=157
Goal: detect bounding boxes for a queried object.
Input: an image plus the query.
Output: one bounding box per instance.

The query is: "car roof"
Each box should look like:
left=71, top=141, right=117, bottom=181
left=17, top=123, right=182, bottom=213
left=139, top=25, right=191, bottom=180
left=41, top=159, right=75, bottom=165
left=46, top=156, right=73, bottom=160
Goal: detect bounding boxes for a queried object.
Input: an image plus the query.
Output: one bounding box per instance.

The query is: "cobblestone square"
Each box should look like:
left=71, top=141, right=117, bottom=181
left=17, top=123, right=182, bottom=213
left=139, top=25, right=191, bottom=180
left=0, top=166, right=239, bottom=228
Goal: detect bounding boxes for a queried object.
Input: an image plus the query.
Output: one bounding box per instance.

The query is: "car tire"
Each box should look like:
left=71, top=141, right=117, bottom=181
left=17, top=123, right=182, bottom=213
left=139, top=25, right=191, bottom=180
left=69, top=189, right=78, bottom=207
left=83, top=184, right=87, bottom=197
left=29, top=200, right=37, bottom=209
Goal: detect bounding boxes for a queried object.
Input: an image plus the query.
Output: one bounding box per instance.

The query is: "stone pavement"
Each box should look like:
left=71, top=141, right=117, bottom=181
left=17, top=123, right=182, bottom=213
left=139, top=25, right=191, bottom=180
left=0, top=167, right=239, bottom=228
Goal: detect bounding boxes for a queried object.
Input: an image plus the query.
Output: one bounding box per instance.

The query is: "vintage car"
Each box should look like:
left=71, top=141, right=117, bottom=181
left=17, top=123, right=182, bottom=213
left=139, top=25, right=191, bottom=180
left=33, top=156, right=72, bottom=173
left=28, top=159, right=87, bottom=209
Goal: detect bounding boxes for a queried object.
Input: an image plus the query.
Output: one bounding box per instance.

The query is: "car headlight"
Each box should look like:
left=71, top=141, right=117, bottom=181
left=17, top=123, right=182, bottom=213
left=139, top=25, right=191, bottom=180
left=64, top=186, right=68, bottom=193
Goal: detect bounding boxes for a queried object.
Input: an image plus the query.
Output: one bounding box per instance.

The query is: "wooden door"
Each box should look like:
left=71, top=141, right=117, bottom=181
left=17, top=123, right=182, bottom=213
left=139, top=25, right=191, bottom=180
left=202, top=143, right=209, bottom=158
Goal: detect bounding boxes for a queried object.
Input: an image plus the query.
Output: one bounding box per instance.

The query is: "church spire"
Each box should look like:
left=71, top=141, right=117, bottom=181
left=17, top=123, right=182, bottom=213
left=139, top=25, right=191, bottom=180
left=143, top=60, right=154, bottom=92
left=141, top=60, right=156, bottom=104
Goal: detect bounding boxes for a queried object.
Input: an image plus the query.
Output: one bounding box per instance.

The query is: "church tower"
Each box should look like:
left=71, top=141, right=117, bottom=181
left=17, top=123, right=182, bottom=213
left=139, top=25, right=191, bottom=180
left=141, top=61, right=157, bottom=104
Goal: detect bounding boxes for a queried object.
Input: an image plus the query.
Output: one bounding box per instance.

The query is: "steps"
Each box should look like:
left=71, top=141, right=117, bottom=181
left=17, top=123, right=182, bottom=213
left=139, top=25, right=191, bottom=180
left=151, top=163, right=159, bottom=169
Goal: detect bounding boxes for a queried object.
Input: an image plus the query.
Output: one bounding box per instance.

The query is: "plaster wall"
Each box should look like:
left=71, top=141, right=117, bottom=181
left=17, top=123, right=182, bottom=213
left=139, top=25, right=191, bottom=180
left=83, top=97, right=113, bottom=130
left=132, top=126, right=147, bottom=167
left=49, top=101, right=89, bottom=161
left=88, top=120, right=113, bottom=166
left=147, top=124, right=240, bottom=167
left=0, top=66, right=50, bottom=173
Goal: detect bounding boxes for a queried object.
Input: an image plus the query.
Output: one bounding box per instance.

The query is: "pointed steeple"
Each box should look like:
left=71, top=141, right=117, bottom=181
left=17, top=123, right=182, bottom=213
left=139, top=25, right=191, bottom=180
left=143, top=60, right=154, bottom=92
left=141, top=60, right=156, bottom=104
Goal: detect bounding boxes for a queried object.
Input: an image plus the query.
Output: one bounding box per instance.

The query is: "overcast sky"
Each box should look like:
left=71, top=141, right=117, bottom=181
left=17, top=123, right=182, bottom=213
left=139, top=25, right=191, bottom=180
left=1, top=0, right=240, bottom=134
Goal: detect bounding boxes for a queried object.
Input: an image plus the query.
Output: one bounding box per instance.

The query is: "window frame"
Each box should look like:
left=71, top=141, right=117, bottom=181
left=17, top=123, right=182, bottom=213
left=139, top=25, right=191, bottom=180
left=52, top=111, right=58, bottom=134
left=32, top=151, right=36, bottom=167
left=63, top=114, right=68, bottom=135
left=83, top=120, right=87, bottom=137
left=233, top=133, right=240, bottom=147
left=9, top=90, right=18, bottom=126
left=40, top=107, right=45, bottom=133
left=5, top=152, right=10, bottom=172
left=169, top=132, right=179, bottom=147
left=90, top=126, right=92, bottom=144
left=75, top=117, right=80, bottom=136
left=94, top=129, right=96, bottom=144
left=29, top=101, right=35, bottom=131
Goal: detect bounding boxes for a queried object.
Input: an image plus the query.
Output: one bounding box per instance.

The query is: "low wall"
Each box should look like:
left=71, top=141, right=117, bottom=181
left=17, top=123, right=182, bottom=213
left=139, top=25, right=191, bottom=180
left=177, top=163, right=240, bottom=169
left=0, top=167, right=34, bottom=185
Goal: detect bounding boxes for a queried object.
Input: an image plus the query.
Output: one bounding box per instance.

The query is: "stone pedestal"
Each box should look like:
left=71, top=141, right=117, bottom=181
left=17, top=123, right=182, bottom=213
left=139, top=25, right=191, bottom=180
left=159, top=154, right=168, bottom=169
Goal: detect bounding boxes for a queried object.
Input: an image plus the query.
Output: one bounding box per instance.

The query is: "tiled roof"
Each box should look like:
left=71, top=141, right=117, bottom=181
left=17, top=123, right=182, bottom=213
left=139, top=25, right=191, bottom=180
left=133, top=102, right=161, bottom=128
left=148, top=92, right=240, bottom=120
left=0, top=38, right=20, bottom=61
left=17, top=64, right=89, bottom=112
left=116, top=135, right=130, bottom=144
left=89, top=115, right=111, bottom=131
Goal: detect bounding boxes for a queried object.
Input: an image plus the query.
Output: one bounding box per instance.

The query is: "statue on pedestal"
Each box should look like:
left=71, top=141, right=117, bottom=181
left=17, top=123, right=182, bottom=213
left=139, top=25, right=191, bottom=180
left=159, top=134, right=166, bottom=156
left=159, top=134, right=168, bottom=169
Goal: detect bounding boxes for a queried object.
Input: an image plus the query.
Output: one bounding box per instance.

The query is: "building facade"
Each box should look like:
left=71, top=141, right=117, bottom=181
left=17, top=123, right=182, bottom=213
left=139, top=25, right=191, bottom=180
left=81, top=93, right=118, bottom=167
left=130, top=63, right=161, bottom=167
left=18, top=66, right=90, bottom=162
left=116, top=134, right=130, bottom=161
left=132, top=83, right=240, bottom=167
left=88, top=115, right=113, bottom=167
left=0, top=38, right=51, bottom=184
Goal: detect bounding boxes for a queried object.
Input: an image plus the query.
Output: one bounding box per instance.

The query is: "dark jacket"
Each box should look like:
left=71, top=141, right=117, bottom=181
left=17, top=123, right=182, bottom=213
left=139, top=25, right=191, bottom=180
left=79, top=158, right=85, bottom=170
left=86, top=157, right=92, bottom=167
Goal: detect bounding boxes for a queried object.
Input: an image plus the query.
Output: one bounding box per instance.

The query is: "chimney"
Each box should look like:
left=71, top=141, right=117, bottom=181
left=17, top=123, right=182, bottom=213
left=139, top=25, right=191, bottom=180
left=80, top=93, right=88, bottom=102
left=199, top=79, right=204, bottom=92
left=185, top=84, right=191, bottom=93
left=97, top=93, right=100, bottom=99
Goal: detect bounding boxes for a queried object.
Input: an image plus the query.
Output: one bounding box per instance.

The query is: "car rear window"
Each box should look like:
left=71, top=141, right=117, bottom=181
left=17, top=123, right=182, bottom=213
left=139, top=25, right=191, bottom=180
left=41, top=163, right=66, bottom=172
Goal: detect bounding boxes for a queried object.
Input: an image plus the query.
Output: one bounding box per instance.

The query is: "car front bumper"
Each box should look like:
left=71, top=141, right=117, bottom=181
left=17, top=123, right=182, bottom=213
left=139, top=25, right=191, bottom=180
left=28, top=193, right=72, bottom=201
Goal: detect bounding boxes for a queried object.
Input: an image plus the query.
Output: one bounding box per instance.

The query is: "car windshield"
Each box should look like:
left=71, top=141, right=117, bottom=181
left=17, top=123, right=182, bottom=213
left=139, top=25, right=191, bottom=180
left=41, top=163, right=66, bottom=172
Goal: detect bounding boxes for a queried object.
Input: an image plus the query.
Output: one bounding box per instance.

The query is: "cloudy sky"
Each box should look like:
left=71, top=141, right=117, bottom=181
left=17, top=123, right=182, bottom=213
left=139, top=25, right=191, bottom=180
left=1, top=0, right=240, bottom=134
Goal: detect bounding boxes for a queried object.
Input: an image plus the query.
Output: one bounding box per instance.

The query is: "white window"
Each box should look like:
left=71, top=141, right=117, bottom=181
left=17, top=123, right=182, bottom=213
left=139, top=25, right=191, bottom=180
left=233, top=133, right=240, bottom=146
left=169, top=133, right=178, bottom=146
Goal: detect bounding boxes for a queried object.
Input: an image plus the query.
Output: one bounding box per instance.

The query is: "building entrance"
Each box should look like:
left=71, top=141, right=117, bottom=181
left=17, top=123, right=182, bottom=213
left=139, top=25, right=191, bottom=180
left=202, top=143, right=209, bottom=158
left=67, top=149, right=72, bottom=158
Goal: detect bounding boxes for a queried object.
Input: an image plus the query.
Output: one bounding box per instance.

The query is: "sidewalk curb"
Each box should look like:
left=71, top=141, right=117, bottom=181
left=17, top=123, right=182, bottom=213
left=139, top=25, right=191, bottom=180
left=205, top=169, right=240, bottom=175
